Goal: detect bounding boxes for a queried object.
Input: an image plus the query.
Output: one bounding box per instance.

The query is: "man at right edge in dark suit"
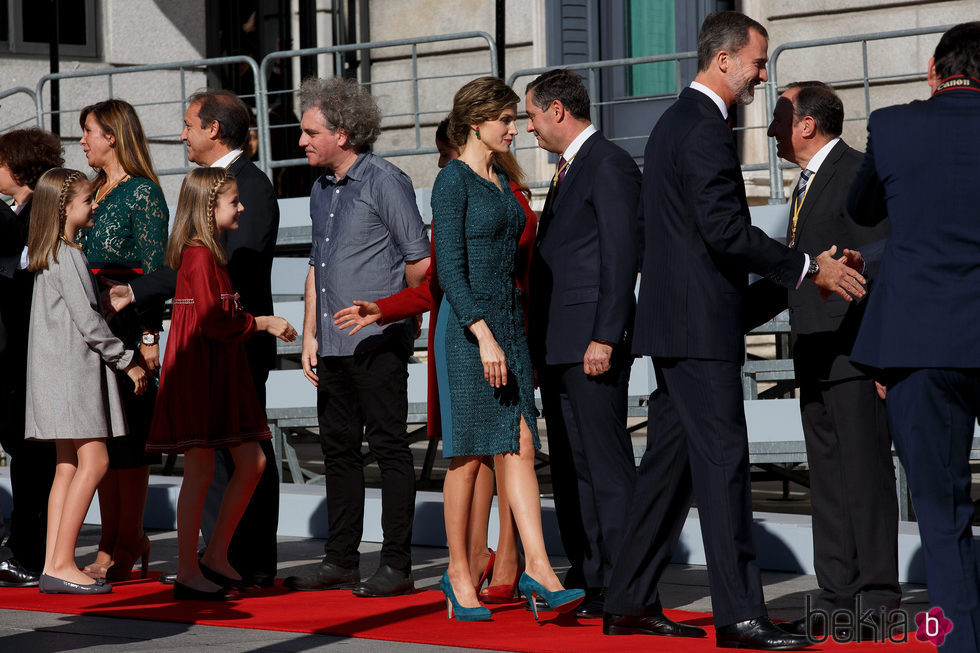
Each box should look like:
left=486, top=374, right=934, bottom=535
left=847, top=22, right=980, bottom=653
left=603, top=12, right=866, bottom=650
left=766, top=81, right=899, bottom=639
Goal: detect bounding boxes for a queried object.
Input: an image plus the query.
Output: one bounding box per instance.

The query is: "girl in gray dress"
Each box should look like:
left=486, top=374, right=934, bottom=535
left=24, top=169, right=147, bottom=595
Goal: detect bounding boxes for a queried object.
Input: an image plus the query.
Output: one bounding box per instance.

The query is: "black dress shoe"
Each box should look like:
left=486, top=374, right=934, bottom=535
left=575, top=594, right=605, bottom=619
left=352, top=565, right=414, bottom=597
left=159, top=572, right=177, bottom=585
left=779, top=613, right=879, bottom=641
left=603, top=612, right=707, bottom=638
left=716, top=617, right=811, bottom=650
left=284, top=562, right=359, bottom=591
left=778, top=616, right=824, bottom=638
left=0, top=558, right=40, bottom=587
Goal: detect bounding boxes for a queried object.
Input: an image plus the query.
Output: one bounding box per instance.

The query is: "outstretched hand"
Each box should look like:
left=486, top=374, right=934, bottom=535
left=257, top=315, right=298, bottom=342
left=333, top=300, right=382, bottom=336
left=812, top=245, right=866, bottom=302
left=99, top=277, right=134, bottom=321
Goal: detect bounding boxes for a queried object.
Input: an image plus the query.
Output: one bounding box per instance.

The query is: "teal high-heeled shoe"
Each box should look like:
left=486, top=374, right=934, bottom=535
left=518, top=572, right=585, bottom=620
left=440, top=571, right=491, bottom=622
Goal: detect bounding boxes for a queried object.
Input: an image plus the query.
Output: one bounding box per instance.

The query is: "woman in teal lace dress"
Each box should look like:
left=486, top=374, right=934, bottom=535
left=78, top=99, right=168, bottom=582
left=432, top=77, right=583, bottom=621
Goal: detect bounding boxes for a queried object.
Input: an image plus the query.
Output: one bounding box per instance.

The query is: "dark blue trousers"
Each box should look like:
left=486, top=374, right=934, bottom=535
left=888, top=368, right=980, bottom=653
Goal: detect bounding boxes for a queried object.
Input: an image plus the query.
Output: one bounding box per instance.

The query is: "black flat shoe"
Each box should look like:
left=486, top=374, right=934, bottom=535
left=200, top=563, right=256, bottom=591
left=716, top=617, right=811, bottom=650
left=173, top=581, right=236, bottom=601
left=38, top=574, right=112, bottom=595
left=284, top=562, right=359, bottom=591
left=352, top=565, right=414, bottom=597
left=603, top=612, right=707, bottom=638
left=0, top=558, right=40, bottom=588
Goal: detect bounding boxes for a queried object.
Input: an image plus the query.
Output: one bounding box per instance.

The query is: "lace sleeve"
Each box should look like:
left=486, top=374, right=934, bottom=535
left=130, top=179, right=169, bottom=274
left=130, top=179, right=169, bottom=332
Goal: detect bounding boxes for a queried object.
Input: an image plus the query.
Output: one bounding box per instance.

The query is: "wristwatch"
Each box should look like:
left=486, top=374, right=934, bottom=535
left=141, top=332, right=159, bottom=346
left=805, top=259, right=820, bottom=279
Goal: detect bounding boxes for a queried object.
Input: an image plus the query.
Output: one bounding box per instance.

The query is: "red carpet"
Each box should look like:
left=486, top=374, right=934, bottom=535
left=0, top=574, right=936, bottom=651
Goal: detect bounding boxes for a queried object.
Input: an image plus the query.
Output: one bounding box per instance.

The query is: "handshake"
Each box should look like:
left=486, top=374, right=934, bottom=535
left=811, top=245, right=868, bottom=301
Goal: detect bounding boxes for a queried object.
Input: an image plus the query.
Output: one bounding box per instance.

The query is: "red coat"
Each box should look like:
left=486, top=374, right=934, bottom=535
left=374, top=181, right=537, bottom=438
left=147, top=244, right=271, bottom=453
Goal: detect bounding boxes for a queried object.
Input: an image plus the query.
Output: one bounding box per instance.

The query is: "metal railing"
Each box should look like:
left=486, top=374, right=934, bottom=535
left=765, top=24, right=954, bottom=203
left=0, top=87, right=40, bottom=132
left=34, top=55, right=262, bottom=178
left=256, top=31, right=497, bottom=176
left=2, top=24, right=954, bottom=200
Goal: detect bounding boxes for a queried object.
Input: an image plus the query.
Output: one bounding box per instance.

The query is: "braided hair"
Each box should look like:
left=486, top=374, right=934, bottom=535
left=57, top=170, right=86, bottom=235
left=165, top=167, right=236, bottom=269
left=26, top=168, right=90, bottom=271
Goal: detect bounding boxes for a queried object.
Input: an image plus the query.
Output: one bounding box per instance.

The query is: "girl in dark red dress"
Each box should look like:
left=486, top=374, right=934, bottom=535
left=148, top=168, right=296, bottom=600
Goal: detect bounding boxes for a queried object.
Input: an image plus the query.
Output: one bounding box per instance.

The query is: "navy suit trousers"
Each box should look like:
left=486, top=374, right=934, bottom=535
left=887, top=369, right=980, bottom=653
left=606, top=357, right=766, bottom=627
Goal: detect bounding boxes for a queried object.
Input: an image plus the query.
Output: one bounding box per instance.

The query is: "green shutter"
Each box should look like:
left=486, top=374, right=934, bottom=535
left=628, top=0, right=676, bottom=96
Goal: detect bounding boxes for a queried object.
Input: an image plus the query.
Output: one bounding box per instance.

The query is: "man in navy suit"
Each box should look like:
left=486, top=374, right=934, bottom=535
left=848, top=22, right=980, bottom=653
left=524, top=69, right=641, bottom=620
left=767, top=82, right=898, bottom=638
left=603, top=12, right=865, bottom=650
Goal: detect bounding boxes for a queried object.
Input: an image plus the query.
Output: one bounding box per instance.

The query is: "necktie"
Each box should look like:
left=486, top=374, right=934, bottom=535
left=788, top=168, right=813, bottom=248
left=553, top=156, right=569, bottom=190
left=794, top=168, right=813, bottom=200
left=541, top=155, right=574, bottom=236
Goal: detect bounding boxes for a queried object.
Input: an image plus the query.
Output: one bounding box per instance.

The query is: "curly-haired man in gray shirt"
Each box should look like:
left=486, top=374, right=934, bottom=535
left=284, top=77, right=429, bottom=598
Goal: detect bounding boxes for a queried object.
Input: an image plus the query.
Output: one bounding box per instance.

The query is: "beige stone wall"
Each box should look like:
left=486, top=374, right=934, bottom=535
left=0, top=0, right=207, bottom=202
left=365, top=0, right=545, bottom=190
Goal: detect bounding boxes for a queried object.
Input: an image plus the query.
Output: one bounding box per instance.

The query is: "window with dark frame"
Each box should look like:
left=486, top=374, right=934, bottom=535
left=1, top=0, right=98, bottom=58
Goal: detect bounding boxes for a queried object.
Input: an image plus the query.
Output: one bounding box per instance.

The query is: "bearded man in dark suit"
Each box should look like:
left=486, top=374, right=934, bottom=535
left=766, top=81, right=898, bottom=638
left=603, top=12, right=865, bottom=651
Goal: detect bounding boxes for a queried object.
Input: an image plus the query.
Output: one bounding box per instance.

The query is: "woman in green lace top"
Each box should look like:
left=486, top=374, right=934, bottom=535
left=78, top=99, right=168, bottom=583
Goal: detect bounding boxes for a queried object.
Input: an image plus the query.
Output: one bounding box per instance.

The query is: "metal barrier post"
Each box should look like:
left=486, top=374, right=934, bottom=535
left=0, top=87, right=40, bottom=130
left=34, top=55, right=264, bottom=177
